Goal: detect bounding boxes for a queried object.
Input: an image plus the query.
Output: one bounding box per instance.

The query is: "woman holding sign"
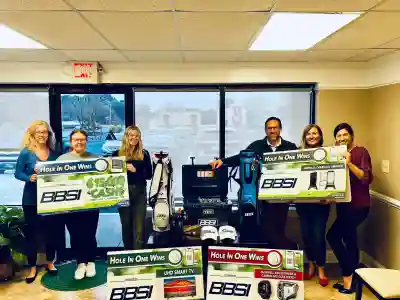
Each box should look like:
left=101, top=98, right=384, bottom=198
left=112, top=125, right=152, bottom=250
left=327, top=123, right=373, bottom=294
left=15, top=120, right=60, bottom=283
left=57, top=129, right=99, bottom=280
left=296, top=124, right=330, bottom=287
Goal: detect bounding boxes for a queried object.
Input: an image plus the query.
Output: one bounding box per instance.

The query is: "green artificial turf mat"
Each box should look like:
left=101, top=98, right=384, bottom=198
left=41, top=261, right=106, bottom=291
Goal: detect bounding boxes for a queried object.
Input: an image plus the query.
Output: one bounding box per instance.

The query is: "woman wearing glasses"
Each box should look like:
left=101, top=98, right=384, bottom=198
left=15, top=120, right=60, bottom=283
left=57, top=129, right=99, bottom=280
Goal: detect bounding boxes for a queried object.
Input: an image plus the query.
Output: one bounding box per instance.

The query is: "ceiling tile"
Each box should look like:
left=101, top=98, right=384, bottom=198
left=0, top=0, right=71, bottom=10
left=177, top=12, right=268, bottom=50
left=300, top=50, right=367, bottom=61
left=174, top=0, right=274, bottom=11
left=241, top=50, right=365, bottom=62
left=347, top=48, right=398, bottom=61
left=82, top=12, right=180, bottom=50
left=275, top=0, right=383, bottom=12
left=313, top=12, right=400, bottom=49
left=0, top=49, right=70, bottom=61
left=240, top=51, right=300, bottom=62
left=122, top=51, right=183, bottom=62
left=379, top=37, right=400, bottom=48
left=183, top=51, right=243, bottom=62
left=0, top=11, right=113, bottom=49
left=62, top=50, right=128, bottom=62
left=373, top=0, right=400, bottom=11
left=66, top=0, right=172, bottom=11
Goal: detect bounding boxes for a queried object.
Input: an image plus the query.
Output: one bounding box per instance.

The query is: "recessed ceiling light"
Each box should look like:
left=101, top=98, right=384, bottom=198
left=249, top=12, right=361, bottom=51
left=0, top=24, right=47, bottom=49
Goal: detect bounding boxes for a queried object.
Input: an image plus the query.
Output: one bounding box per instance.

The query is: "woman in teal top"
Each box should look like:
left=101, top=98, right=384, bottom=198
left=14, top=120, right=60, bottom=283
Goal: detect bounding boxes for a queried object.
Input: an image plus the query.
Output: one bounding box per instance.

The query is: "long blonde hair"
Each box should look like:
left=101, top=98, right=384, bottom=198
left=300, top=124, right=324, bottom=149
left=119, top=125, right=144, bottom=160
left=22, top=120, right=56, bottom=151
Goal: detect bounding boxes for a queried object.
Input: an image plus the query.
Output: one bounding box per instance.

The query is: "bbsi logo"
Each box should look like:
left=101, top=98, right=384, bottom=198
left=208, top=282, right=251, bottom=296
left=109, top=285, right=153, bottom=300
left=40, top=189, right=82, bottom=203
left=198, top=219, right=218, bottom=226
left=262, top=178, right=298, bottom=189
left=202, top=209, right=214, bottom=215
left=197, top=170, right=214, bottom=178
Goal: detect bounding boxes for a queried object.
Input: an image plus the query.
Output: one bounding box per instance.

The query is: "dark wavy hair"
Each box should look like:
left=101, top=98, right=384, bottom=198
left=333, top=123, right=354, bottom=139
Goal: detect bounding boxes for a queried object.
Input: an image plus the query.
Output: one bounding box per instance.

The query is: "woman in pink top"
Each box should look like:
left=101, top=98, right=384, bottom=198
left=326, top=123, right=373, bottom=294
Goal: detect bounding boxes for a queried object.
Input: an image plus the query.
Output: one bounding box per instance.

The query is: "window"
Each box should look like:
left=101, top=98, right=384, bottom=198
left=225, top=90, right=312, bottom=199
left=0, top=90, right=49, bottom=205
left=135, top=90, right=220, bottom=198
left=61, top=93, right=126, bottom=156
left=61, top=93, right=126, bottom=248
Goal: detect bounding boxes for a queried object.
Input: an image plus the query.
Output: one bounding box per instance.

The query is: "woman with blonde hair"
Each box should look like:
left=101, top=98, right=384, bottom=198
left=14, top=120, right=60, bottom=283
left=113, top=125, right=152, bottom=250
left=296, top=124, right=330, bottom=287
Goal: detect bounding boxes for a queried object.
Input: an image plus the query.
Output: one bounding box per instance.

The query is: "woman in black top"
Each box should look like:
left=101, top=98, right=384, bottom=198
left=296, top=124, right=330, bottom=287
left=113, top=125, right=152, bottom=250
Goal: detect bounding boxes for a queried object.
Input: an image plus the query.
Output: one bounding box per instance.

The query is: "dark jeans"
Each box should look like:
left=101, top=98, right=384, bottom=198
left=65, top=209, right=99, bottom=264
left=118, top=184, right=147, bottom=250
left=23, top=205, right=62, bottom=267
left=262, top=202, right=297, bottom=249
left=296, top=203, right=330, bottom=267
left=326, top=204, right=369, bottom=276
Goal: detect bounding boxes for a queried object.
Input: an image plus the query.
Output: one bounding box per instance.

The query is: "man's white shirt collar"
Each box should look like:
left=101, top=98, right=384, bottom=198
left=267, top=137, right=282, bottom=152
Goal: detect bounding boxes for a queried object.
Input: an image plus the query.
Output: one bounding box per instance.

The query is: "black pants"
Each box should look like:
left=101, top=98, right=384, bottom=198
left=326, top=204, right=369, bottom=276
left=262, top=202, right=297, bottom=249
left=65, top=209, right=99, bottom=264
left=23, top=205, right=62, bottom=267
left=296, top=204, right=330, bottom=267
left=118, top=184, right=147, bottom=250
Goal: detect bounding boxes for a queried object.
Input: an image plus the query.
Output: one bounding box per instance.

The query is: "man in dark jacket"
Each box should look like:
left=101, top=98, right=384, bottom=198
left=209, top=116, right=298, bottom=249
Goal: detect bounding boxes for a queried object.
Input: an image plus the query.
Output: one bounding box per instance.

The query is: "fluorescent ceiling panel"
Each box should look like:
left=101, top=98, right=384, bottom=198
left=0, top=24, right=47, bottom=49
left=249, top=12, right=361, bottom=51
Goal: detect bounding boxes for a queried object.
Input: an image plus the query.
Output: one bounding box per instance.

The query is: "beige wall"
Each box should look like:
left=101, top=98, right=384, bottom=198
left=308, top=85, right=400, bottom=270
left=317, top=85, right=400, bottom=200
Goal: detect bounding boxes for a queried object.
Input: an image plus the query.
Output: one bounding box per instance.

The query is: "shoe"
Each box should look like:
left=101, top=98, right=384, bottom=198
left=339, top=287, right=355, bottom=294
left=74, top=263, right=87, bottom=280
left=304, top=267, right=316, bottom=280
left=319, top=277, right=329, bottom=287
left=86, top=262, right=96, bottom=278
left=45, top=263, right=58, bottom=276
left=333, top=282, right=343, bottom=289
left=25, top=269, right=37, bottom=284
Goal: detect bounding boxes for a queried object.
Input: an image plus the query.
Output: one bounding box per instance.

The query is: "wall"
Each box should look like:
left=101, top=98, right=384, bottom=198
left=0, top=61, right=368, bottom=89
left=359, top=192, right=400, bottom=269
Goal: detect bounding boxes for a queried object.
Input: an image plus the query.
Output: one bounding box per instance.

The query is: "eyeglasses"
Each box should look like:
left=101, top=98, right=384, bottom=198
left=72, top=138, right=86, bottom=143
left=35, top=131, right=48, bottom=136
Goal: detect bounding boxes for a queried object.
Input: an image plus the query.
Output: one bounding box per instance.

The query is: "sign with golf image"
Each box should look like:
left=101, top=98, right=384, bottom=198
left=107, top=247, right=204, bottom=300
left=259, top=145, right=351, bottom=203
left=36, top=156, right=129, bottom=214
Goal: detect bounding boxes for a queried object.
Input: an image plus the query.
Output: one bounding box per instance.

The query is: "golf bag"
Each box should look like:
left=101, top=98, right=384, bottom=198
left=148, top=151, right=173, bottom=233
left=228, top=150, right=261, bottom=242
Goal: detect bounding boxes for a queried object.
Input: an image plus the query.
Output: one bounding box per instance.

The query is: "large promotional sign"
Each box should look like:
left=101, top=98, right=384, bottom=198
left=36, top=157, right=129, bottom=215
left=207, top=246, right=304, bottom=300
left=107, top=247, right=204, bottom=300
left=259, top=145, right=351, bottom=203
